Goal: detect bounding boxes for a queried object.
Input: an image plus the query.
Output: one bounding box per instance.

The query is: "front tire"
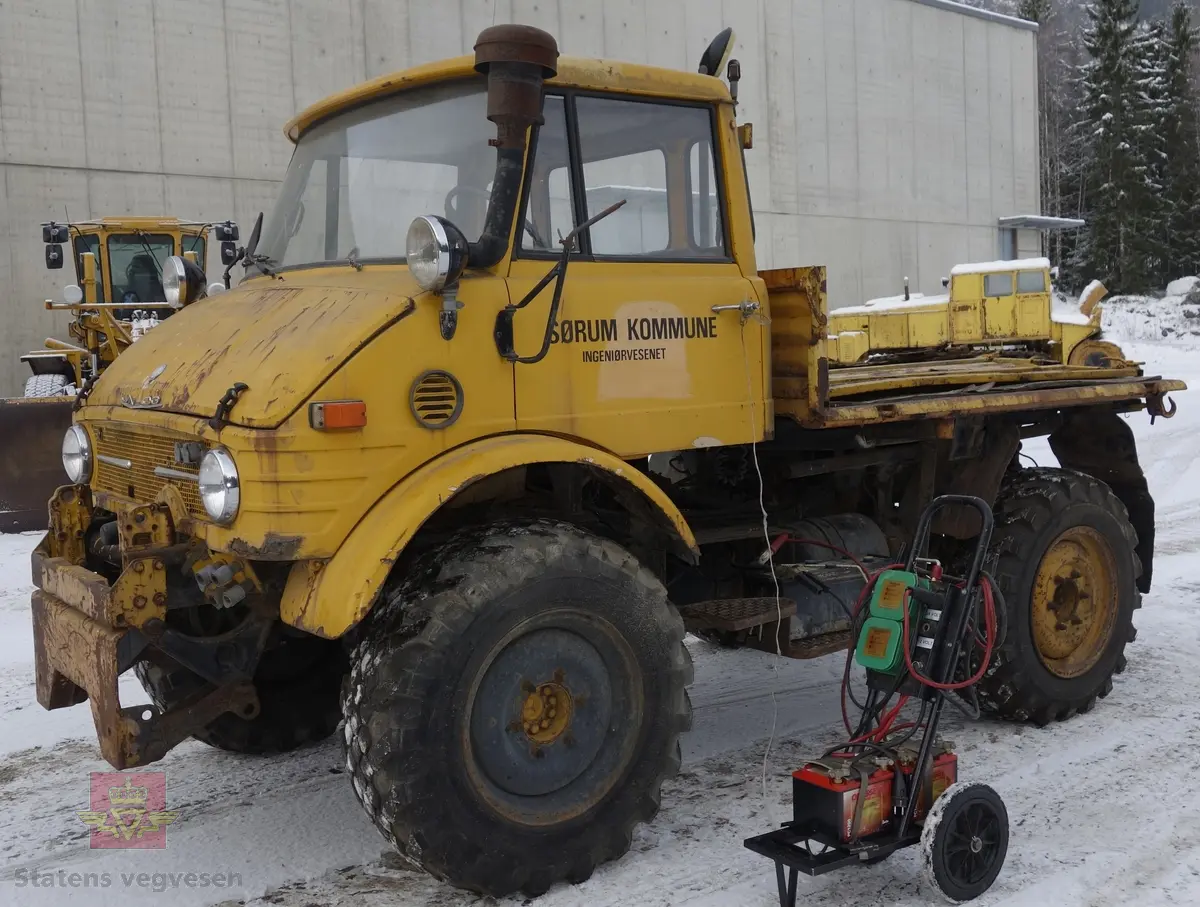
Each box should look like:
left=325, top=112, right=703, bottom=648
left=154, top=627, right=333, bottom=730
left=977, top=468, right=1140, bottom=724
left=24, top=373, right=68, bottom=397
left=341, top=521, right=692, bottom=897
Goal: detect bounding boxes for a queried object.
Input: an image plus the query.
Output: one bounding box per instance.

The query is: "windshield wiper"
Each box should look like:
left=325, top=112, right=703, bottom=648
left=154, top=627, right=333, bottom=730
left=245, top=253, right=282, bottom=279
left=343, top=247, right=364, bottom=271
left=134, top=230, right=163, bottom=275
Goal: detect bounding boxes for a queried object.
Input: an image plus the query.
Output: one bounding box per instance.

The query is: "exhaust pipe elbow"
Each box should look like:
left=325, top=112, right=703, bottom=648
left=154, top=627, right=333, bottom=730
left=469, top=25, right=559, bottom=268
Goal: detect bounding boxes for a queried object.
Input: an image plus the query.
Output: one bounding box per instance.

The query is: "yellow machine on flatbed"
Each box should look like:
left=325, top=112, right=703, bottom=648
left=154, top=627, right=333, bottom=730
left=28, top=26, right=1183, bottom=897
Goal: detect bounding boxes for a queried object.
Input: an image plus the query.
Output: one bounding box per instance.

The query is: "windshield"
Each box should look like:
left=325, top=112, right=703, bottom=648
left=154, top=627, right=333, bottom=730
left=257, top=80, right=493, bottom=270
left=108, top=234, right=172, bottom=304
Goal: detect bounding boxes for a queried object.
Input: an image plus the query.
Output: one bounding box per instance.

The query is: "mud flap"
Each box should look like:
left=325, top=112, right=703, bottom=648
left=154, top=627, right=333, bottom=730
left=1050, top=410, right=1154, bottom=592
left=0, top=397, right=73, bottom=531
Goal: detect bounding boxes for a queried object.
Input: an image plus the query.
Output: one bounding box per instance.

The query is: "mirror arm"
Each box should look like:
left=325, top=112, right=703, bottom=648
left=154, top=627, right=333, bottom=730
left=494, top=200, right=626, bottom=365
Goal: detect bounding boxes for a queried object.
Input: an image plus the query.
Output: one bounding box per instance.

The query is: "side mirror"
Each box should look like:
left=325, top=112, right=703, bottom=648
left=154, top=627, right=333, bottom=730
left=221, top=241, right=238, bottom=266
left=45, top=243, right=64, bottom=269
left=214, top=221, right=239, bottom=242
left=941, top=276, right=950, bottom=288
left=42, top=223, right=69, bottom=244
left=1050, top=266, right=1060, bottom=281
left=698, top=27, right=734, bottom=76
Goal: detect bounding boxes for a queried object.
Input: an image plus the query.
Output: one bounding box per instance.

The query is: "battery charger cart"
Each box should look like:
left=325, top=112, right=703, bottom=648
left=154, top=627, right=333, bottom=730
left=745, top=495, right=1009, bottom=904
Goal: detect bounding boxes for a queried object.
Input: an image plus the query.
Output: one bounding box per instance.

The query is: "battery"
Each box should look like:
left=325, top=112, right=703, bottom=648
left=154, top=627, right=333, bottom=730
left=792, top=763, right=895, bottom=842
left=792, top=751, right=958, bottom=842
left=901, top=751, right=958, bottom=820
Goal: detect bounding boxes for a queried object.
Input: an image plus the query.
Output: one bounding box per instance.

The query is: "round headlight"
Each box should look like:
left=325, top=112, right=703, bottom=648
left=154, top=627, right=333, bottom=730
left=61, top=425, right=92, bottom=483
left=198, top=448, right=240, bottom=524
left=406, top=216, right=450, bottom=291
left=163, top=256, right=187, bottom=306
left=406, top=215, right=468, bottom=292
left=63, top=284, right=84, bottom=305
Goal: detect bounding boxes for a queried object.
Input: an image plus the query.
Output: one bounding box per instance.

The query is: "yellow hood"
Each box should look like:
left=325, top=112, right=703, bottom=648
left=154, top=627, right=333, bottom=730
left=89, top=276, right=417, bottom=428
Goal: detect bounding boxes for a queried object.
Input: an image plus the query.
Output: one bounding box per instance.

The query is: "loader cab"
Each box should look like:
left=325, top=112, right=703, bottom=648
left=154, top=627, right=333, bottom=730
left=947, top=260, right=1052, bottom=342
left=41, top=218, right=220, bottom=309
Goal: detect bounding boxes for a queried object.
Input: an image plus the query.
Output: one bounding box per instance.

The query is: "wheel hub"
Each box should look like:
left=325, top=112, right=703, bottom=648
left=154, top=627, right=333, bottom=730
left=1031, top=526, right=1119, bottom=678
left=521, top=680, right=573, bottom=745
left=969, top=835, right=983, bottom=854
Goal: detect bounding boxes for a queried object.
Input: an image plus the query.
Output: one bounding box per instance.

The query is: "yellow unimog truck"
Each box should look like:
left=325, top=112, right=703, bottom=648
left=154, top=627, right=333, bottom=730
left=29, top=26, right=1183, bottom=897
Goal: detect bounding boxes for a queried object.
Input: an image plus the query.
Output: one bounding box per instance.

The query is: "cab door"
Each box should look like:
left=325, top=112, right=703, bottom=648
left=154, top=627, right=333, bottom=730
left=505, top=93, right=764, bottom=460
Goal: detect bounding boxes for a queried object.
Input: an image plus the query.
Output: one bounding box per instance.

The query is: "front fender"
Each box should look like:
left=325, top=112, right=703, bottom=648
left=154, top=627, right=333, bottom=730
left=280, top=434, right=697, bottom=639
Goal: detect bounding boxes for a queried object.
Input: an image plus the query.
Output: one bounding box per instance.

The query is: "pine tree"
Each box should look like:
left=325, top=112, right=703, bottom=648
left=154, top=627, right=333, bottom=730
left=1158, top=3, right=1200, bottom=279
left=1074, top=0, right=1152, bottom=293
left=1130, top=18, right=1168, bottom=284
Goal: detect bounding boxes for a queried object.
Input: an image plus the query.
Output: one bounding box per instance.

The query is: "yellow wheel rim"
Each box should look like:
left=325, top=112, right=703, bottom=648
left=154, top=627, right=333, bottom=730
left=1031, top=526, right=1119, bottom=678
left=520, top=681, right=573, bottom=745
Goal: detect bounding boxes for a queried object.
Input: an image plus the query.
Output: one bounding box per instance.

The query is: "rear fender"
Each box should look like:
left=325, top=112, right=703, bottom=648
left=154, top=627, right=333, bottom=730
left=280, top=435, right=698, bottom=639
left=1049, top=410, right=1154, bottom=592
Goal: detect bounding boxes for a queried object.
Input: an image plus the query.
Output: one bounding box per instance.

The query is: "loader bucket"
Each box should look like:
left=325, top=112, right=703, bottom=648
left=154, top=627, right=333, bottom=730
left=0, top=397, right=72, bottom=532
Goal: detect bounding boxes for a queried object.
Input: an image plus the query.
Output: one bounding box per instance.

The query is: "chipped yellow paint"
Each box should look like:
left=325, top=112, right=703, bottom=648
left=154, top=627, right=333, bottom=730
left=279, top=434, right=698, bottom=638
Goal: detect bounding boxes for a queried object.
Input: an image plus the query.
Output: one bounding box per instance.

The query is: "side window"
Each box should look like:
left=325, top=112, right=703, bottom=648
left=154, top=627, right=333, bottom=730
left=984, top=273, right=1014, bottom=297
left=575, top=96, right=725, bottom=259
left=1016, top=270, right=1046, bottom=294
left=522, top=95, right=575, bottom=252
left=181, top=234, right=206, bottom=271
left=73, top=235, right=106, bottom=302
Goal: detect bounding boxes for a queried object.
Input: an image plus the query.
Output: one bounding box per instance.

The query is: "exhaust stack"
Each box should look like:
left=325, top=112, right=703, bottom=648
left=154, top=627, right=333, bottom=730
left=469, top=25, right=559, bottom=267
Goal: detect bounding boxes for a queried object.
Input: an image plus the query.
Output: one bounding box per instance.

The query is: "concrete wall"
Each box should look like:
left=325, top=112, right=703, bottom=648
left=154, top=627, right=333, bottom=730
left=0, top=0, right=1039, bottom=395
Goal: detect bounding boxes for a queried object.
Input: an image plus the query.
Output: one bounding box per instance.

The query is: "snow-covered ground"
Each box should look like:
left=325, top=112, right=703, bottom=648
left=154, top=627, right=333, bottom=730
left=0, top=295, right=1197, bottom=907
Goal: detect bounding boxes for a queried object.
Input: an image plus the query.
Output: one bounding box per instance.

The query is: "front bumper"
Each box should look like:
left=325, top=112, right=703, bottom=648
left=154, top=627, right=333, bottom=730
left=31, top=485, right=258, bottom=769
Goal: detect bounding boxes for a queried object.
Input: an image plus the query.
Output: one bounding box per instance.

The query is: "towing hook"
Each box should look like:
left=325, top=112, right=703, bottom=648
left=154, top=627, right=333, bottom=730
left=1148, top=392, right=1177, bottom=424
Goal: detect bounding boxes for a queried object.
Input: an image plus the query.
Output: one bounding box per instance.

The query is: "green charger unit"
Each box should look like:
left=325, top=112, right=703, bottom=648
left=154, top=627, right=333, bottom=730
left=854, top=570, right=923, bottom=675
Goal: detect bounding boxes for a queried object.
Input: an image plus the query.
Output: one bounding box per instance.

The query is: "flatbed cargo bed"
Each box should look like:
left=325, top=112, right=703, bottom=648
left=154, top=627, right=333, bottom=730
left=763, top=266, right=1185, bottom=428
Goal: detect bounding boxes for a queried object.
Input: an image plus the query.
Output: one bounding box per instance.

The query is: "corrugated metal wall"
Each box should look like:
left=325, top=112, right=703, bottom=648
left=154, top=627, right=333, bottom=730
left=0, top=0, right=1038, bottom=394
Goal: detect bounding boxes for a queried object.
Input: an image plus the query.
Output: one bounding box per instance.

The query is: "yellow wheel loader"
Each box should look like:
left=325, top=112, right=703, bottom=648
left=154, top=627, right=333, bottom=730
left=1, top=217, right=234, bottom=530
left=28, top=25, right=1182, bottom=897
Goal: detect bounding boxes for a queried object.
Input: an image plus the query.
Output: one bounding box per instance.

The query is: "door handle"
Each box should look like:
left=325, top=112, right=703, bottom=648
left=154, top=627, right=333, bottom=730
left=712, top=300, right=760, bottom=316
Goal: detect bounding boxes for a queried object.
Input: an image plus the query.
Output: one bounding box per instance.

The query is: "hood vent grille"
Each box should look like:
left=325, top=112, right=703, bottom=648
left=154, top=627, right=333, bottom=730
left=410, top=371, right=463, bottom=429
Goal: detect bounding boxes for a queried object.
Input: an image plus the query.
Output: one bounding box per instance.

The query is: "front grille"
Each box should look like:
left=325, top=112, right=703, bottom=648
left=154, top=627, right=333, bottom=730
left=92, top=424, right=206, bottom=517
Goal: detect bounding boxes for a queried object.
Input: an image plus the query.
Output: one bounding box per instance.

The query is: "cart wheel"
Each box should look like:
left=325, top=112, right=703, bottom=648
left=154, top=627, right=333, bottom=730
left=921, top=782, right=1008, bottom=902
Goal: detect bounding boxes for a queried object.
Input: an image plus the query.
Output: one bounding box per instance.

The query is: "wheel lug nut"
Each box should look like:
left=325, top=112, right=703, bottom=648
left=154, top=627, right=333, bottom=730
left=540, top=719, right=550, bottom=729
left=548, top=708, right=556, bottom=718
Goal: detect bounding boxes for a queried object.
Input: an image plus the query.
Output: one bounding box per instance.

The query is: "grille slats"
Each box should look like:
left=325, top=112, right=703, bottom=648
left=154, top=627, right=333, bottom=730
left=410, top=372, right=463, bottom=428
left=92, top=425, right=205, bottom=516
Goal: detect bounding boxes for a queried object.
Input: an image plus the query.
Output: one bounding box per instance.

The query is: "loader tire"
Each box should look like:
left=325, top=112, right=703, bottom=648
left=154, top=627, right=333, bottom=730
left=341, top=520, right=692, bottom=898
left=136, top=633, right=346, bottom=754
left=977, top=468, right=1140, bottom=725
left=23, top=373, right=68, bottom=397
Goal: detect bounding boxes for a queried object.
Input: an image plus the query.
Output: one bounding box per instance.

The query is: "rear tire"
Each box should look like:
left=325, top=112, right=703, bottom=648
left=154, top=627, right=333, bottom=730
left=341, top=520, right=692, bottom=897
left=977, top=468, right=1140, bottom=724
left=23, top=373, right=68, bottom=397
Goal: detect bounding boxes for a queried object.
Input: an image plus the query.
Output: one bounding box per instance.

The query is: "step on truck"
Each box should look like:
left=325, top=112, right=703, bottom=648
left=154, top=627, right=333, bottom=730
left=30, top=25, right=1184, bottom=898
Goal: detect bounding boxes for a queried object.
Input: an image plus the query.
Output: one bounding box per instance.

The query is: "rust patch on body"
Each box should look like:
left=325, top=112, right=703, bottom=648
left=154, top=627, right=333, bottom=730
left=229, top=533, right=304, bottom=561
